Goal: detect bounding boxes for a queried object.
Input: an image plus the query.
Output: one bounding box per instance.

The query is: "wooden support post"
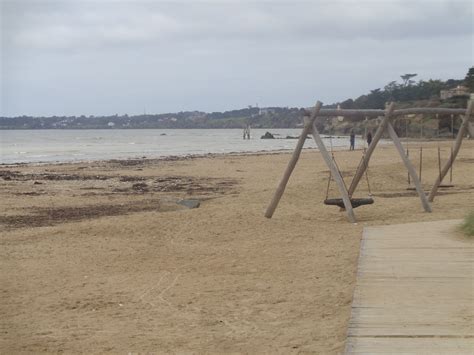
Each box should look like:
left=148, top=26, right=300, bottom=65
left=407, top=148, right=410, bottom=185
left=386, top=122, right=432, bottom=212
left=428, top=100, right=473, bottom=202
left=348, top=103, right=395, bottom=197
left=449, top=146, right=453, bottom=183
left=311, top=121, right=356, bottom=223
left=264, top=101, right=322, bottom=218
left=419, top=147, right=422, bottom=183
left=437, top=147, right=442, bottom=178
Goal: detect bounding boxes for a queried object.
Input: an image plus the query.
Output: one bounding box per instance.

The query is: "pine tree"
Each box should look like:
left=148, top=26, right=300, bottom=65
left=464, top=67, right=474, bottom=91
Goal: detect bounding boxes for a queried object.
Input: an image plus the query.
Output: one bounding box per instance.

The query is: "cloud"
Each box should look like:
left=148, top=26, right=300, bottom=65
left=1, top=0, right=472, bottom=116
left=3, top=0, right=472, bottom=51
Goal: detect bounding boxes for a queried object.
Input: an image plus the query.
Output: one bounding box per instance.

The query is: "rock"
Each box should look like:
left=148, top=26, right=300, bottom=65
left=261, top=131, right=275, bottom=139
left=178, top=199, right=200, bottom=209
left=160, top=133, right=167, bottom=136
left=33, top=181, right=43, bottom=185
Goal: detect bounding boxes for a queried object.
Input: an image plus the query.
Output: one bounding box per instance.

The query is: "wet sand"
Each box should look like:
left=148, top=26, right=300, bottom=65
left=1, top=140, right=473, bottom=353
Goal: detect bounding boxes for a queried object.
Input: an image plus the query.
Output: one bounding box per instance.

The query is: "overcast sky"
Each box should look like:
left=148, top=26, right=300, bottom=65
left=1, top=0, right=472, bottom=117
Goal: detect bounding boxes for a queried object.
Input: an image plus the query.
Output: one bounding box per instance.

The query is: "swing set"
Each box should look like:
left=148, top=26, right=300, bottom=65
left=323, top=136, right=374, bottom=209
left=264, top=100, right=473, bottom=223
left=405, top=113, right=457, bottom=190
left=405, top=145, right=455, bottom=189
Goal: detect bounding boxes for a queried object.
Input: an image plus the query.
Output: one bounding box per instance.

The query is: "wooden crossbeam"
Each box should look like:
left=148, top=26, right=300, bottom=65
left=303, top=107, right=466, bottom=119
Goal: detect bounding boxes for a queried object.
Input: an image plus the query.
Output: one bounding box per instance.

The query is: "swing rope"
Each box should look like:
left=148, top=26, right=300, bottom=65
left=324, top=135, right=373, bottom=202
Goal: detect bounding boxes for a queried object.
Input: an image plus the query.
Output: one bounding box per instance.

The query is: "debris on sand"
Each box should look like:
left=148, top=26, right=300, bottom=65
left=177, top=199, right=201, bottom=209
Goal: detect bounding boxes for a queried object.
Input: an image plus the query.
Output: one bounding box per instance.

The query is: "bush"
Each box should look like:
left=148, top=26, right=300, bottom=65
left=460, top=211, right=474, bottom=237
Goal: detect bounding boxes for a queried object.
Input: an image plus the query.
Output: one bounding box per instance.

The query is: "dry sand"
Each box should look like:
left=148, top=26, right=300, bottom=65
left=1, top=140, right=473, bottom=353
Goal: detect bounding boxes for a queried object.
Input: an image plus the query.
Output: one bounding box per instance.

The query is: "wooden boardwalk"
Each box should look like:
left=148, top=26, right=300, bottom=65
left=345, top=219, right=474, bottom=354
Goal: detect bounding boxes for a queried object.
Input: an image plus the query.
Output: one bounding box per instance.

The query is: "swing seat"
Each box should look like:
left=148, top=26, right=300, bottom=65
left=324, top=197, right=374, bottom=209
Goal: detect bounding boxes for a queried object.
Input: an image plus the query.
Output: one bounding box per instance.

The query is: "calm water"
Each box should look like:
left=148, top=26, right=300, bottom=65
left=0, top=129, right=365, bottom=164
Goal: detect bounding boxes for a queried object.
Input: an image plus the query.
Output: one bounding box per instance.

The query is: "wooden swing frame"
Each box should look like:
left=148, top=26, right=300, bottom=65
left=264, top=100, right=473, bottom=223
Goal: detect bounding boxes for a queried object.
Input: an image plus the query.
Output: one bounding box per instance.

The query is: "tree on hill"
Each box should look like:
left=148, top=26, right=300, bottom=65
left=401, top=73, right=417, bottom=86
left=464, top=66, right=474, bottom=91
left=336, top=69, right=470, bottom=110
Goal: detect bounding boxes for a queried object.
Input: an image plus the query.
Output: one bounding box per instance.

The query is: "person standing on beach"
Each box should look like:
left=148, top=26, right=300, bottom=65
left=349, top=130, right=355, bottom=150
left=367, top=130, right=373, bottom=146
left=243, top=125, right=250, bottom=139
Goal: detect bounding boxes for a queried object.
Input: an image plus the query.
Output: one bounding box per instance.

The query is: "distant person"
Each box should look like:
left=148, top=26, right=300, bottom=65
left=349, top=130, right=355, bottom=151
left=245, top=125, right=251, bottom=139
left=367, top=130, right=373, bottom=146
left=243, top=125, right=250, bottom=139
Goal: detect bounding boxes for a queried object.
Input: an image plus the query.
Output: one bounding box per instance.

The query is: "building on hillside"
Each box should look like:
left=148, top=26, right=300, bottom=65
left=440, top=85, right=470, bottom=100
left=259, top=107, right=275, bottom=115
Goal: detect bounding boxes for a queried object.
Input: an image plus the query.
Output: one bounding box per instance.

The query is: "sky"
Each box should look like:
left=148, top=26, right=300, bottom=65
left=1, top=0, right=473, bottom=117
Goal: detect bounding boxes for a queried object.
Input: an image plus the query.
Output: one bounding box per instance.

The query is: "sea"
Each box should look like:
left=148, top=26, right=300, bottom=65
left=0, top=129, right=365, bottom=164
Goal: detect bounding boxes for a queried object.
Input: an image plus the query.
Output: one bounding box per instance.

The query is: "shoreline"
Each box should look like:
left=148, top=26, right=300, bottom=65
left=0, top=128, right=386, bottom=166
left=1, top=136, right=415, bottom=167
left=0, top=148, right=301, bottom=167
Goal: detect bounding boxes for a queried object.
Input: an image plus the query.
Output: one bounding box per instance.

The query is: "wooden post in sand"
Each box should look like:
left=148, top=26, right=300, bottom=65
left=347, top=103, right=395, bottom=197
left=310, top=121, right=356, bottom=223
left=428, top=100, right=473, bottom=202
left=264, top=101, right=322, bottom=218
left=386, top=122, right=432, bottom=212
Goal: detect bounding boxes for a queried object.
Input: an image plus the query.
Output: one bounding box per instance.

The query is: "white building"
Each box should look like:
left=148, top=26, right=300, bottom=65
left=440, top=86, right=470, bottom=100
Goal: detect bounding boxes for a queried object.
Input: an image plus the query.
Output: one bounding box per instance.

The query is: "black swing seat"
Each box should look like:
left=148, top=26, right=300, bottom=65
left=324, top=197, right=374, bottom=209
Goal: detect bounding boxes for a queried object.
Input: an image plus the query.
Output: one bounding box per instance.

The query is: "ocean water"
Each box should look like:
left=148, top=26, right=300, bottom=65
left=0, top=129, right=366, bottom=164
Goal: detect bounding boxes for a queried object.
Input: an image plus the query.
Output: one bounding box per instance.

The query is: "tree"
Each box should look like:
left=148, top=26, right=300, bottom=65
left=464, top=66, right=474, bottom=91
left=366, top=89, right=388, bottom=109
left=340, top=98, right=355, bottom=109
left=384, top=81, right=401, bottom=100
left=401, top=73, right=417, bottom=86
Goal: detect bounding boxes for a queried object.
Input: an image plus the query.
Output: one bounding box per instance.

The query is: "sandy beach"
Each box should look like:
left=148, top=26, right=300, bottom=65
left=1, top=140, right=473, bottom=353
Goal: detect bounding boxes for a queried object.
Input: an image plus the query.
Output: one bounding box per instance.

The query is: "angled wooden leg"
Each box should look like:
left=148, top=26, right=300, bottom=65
left=311, top=121, right=356, bottom=223
left=386, top=122, right=432, bottom=212
left=264, top=101, right=322, bottom=218
left=428, top=100, right=473, bottom=202
left=348, top=103, right=395, bottom=197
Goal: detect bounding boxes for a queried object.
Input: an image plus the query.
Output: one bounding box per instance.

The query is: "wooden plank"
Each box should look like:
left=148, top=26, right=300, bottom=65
left=346, top=337, right=474, bottom=354
left=310, top=121, right=356, bottom=222
left=264, top=101, right=322, bottom=218
left=428, top=99, right=473, bottom=202
left=358, top=249, right=474, bottom=261
left=352, top=282, right=473, bottom=305
left=345, top=219, right=474, bottom=353
left=386, top=122, right=432, bottom=212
